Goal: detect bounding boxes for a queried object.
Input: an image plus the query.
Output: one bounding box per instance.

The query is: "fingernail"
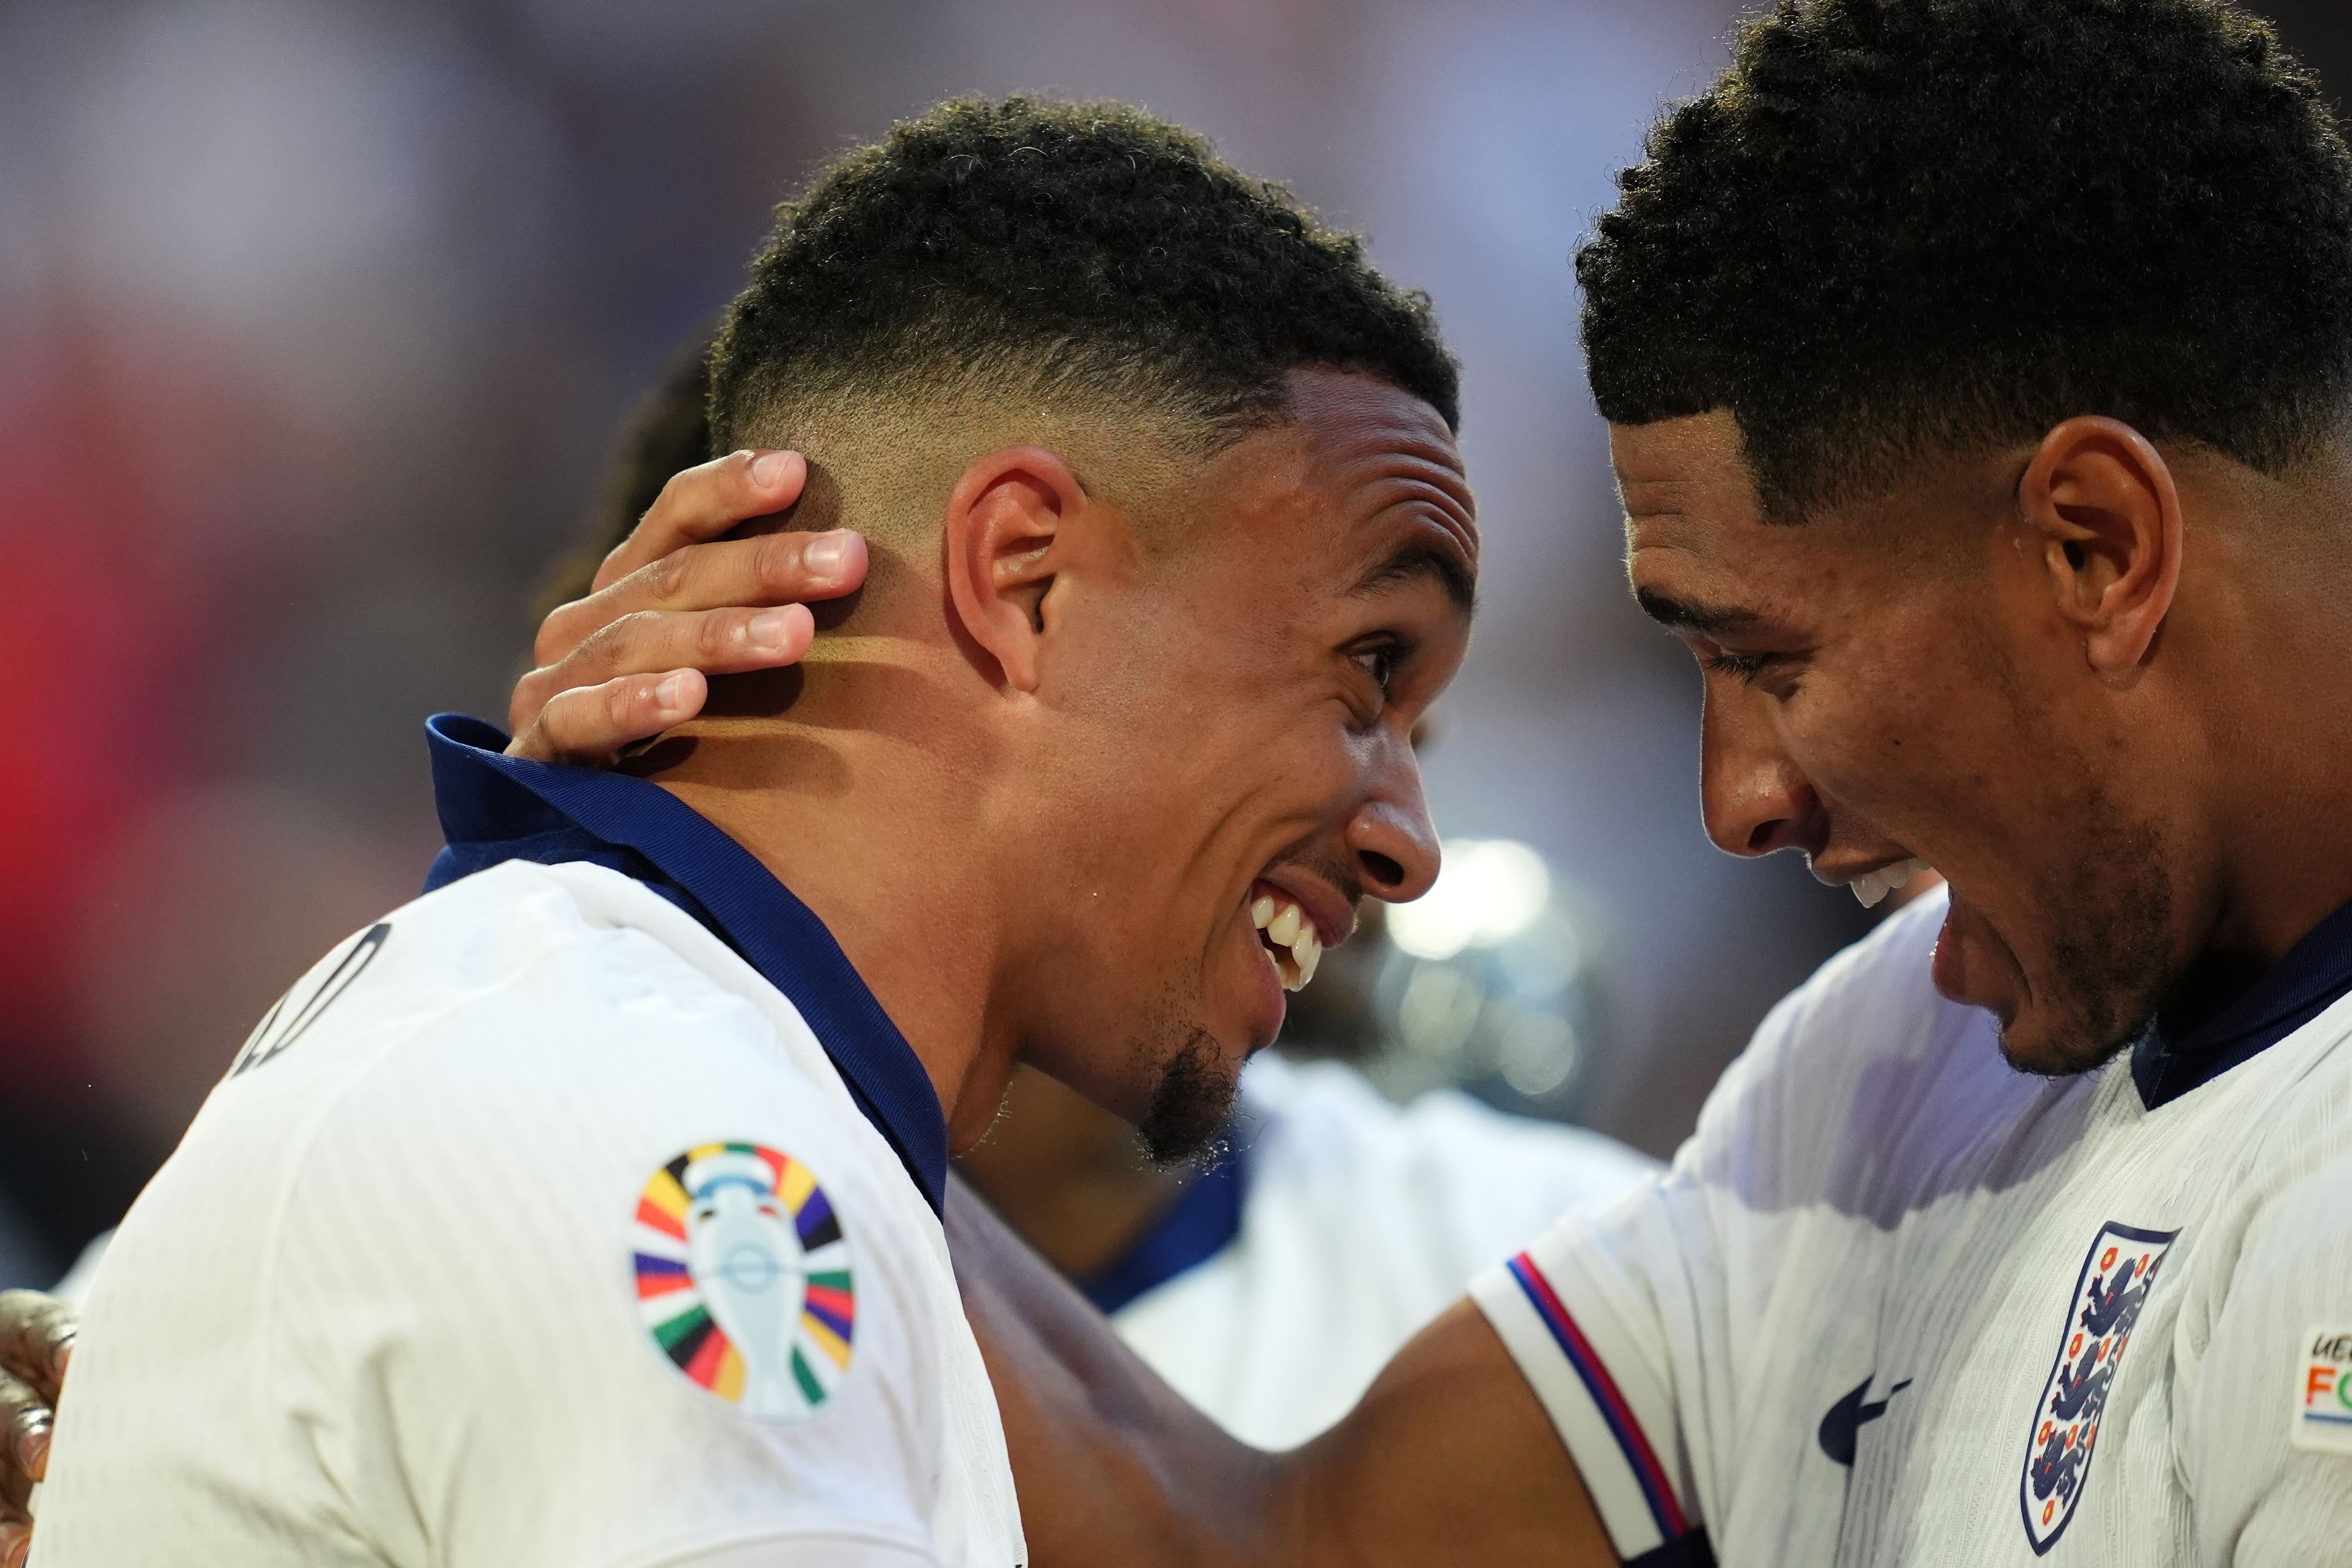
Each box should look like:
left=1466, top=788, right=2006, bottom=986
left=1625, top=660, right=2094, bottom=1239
left=747, top=609, right=795, bottom=651
left=804, top=531, right=853, bottom=580
left=11, top=1418, right=44, bottom=1475
left=751, top=450, right=793, bottom=488
left=655, top=672, right=693, bottom=711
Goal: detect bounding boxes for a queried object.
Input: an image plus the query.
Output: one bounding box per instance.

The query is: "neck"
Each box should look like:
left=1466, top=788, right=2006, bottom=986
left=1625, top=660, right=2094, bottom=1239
left=642, top=648, right=1024, bottom=1150
left=2178, top=477, right=2352, bottom=967
left=955, top=1066, right=1182, bottom=1278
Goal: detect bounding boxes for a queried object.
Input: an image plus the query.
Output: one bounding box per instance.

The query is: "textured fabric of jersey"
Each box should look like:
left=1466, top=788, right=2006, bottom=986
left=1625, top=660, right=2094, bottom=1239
left=37, top=861, right=1025, bottom=1568
left=1114, top=1053, right=1658, bottom=1450
left=1471, top=888, right=2352, bottom=1568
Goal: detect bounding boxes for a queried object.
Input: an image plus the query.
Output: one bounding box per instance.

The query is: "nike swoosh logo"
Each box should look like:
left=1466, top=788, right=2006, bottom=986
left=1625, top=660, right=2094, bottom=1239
left=1817, top=1375, right=1912, bottom=1467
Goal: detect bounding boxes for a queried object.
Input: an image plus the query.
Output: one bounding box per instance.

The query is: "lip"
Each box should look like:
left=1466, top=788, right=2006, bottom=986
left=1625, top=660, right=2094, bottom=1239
left=1240, top=930, right=1289, bottom=1047
left=1930, top=885, right=2021, bottom=1022
left=1810, top=852, right=1922, bottom=889
left=1249, top=870, right=1355, bottom=952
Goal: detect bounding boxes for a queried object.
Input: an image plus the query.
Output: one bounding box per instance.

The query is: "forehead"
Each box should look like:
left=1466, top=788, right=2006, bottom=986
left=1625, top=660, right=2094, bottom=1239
left=1614, top=410, right=1764, bottom=556
left=1198, top=368, right=1479, bottom=601
left=1615, top=411, right=1848, bottom=625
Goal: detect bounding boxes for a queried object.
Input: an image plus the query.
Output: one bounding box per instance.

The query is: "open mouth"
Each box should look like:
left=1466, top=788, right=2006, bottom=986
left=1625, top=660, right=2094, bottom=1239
left=1249, top=884, right=1326, bottom=992
left=1847, top=856, right=1932, bottom=909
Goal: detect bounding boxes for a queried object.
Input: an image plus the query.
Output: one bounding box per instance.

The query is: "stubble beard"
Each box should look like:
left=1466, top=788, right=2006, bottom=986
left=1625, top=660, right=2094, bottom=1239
left=1996, top=792, right=2174, bottom=1079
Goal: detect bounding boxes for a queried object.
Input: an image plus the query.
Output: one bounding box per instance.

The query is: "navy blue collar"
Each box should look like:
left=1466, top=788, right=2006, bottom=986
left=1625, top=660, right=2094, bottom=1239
left=1075, top=1137, right=1250, bottom=1315
left=422, top=714, right=949, bottom=1213
left=2133, top=895, right=2352, bottom=1110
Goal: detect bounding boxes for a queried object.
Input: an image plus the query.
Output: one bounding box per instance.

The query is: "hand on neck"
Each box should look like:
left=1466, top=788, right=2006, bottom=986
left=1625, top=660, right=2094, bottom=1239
left=640, top=618, right=1029, bottom=1150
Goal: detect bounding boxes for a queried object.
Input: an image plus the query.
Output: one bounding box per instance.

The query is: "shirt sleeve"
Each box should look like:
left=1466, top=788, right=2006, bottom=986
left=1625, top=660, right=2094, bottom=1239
left=1467, top=894, right=1970, bottom=1568
left=2178, top=1142, right=2352, bottom=1567
left=1467, top=1167, right=1723, bottom=1568
left=263, top=934, right=954, bottom=1568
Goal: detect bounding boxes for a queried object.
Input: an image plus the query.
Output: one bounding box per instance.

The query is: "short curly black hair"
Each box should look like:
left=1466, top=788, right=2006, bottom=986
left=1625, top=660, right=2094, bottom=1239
left=708, top=96, right=1457, bottom=459
left=1580, top=0, right=2352, bottom=513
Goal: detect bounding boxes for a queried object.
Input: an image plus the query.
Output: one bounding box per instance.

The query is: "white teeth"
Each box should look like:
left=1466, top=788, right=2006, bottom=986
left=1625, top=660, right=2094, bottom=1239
left=1252, top=891, right=1324, bottom=992
left=1851, top=859, right=1930, bottom=908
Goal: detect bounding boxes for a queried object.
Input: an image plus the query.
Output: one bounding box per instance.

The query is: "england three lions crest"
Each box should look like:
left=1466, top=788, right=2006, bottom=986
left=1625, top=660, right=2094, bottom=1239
left=2018, top=1221, right=2178, bottom=1554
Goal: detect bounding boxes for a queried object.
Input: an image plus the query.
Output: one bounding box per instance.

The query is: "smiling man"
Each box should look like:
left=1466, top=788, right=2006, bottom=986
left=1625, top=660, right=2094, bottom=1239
left=915, top=4, right=2352, bottom=1565
left=29, top=97, right=1473, bottom=1568
left=15, top=4, right=2352, bottom=1568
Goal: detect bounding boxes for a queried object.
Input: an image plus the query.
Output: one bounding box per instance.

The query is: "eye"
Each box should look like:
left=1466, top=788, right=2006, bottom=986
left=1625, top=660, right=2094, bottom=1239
left=1350, top=637, right=1409, bottom=693
left=1701, top=647, right=1774, bottom=683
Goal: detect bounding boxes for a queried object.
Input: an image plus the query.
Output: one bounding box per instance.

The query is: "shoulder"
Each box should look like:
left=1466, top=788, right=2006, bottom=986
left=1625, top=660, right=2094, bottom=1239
left=222, top=858, right=823, bottom=1112
left=1679, top=887, right=2062, bottom=1220
left=2192, top=1012, right=2352, bottom=1301
left=183, top=859, right=922, bottom=1339
left=1726, top=887, right=1963, bottom=1088
left=278, top=859, right=882, bottom=1211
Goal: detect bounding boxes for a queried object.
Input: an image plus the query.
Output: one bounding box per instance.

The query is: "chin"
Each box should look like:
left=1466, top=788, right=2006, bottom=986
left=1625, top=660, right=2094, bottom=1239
left=1993, top=998, right=2148, bottom=1080
left=1134, top=1027, right=1243, bottom=1166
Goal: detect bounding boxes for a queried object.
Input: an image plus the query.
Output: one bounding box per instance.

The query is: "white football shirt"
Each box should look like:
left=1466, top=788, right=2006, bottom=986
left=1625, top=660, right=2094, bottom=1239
left=38, top=859, right=1025, bottom=1568
left=1472, top=887, right=2352, bottom=1567
left=1114, top=1054, right=1658, bottom=1449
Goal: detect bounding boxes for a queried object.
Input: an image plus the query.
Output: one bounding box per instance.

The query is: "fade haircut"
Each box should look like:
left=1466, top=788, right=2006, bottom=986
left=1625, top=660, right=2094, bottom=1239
left=1580, top=0, right=2352, bottom=515
left=707, top=96, right=1458, bottom=476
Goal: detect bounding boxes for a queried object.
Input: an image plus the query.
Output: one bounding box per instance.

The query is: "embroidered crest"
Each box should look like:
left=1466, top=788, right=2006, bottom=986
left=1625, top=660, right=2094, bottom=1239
left=2018, top=1221, right=2177, bottom=1554
left=632, top=1142, right=856, bottom=1419
left=2293, top=1326, right=2352, bottom=1455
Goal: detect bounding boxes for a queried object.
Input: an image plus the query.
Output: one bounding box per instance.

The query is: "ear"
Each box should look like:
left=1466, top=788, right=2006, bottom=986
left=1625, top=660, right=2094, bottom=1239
left=943, top=445, right=1089, bottom=693
left=2015, top=416, right=2184, bottom=680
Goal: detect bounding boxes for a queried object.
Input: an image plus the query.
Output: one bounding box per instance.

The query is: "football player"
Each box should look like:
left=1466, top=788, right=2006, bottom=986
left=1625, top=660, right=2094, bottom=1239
left=14, top=2, right=2352, bottom=1566
left=24, top=96, right=1476, bottom=1568
left=488, top=4, right=2352, bottom=1564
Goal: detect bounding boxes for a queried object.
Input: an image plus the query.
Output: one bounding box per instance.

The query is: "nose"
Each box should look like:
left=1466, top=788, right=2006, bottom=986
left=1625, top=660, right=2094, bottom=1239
left=1699, top=678, right=1827, bottom=859
left=1350, top=728, right=1441, bottom=903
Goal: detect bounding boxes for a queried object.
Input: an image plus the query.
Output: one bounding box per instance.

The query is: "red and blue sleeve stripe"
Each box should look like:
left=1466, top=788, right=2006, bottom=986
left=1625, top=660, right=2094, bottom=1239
left=1507, top=1250, right=1692, bottom=1547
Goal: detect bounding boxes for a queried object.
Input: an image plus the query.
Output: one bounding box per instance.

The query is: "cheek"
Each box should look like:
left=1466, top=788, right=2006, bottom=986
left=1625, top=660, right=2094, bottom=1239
left=1782, top=662, right=1990, bottom=826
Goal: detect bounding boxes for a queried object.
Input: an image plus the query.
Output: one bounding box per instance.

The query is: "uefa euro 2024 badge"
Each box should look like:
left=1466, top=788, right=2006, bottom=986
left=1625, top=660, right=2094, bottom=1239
left=2018, top=1222, right=2179, bottom=1555
left=631, top=1142, right=857, bottom=1419
left=2294, top=1326, right=2352, bottom=1456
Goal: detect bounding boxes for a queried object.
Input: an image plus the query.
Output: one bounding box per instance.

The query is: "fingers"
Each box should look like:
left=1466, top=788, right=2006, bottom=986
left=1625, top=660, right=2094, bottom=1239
left=518, top=594, right=823, bottom=733
left=537, top=527, right=865, bottom=672
left=506, top=670, right=706, bottom=768
left=0, top=1310, right=58, bottom=1568
left=591, top=448, right=810, bottom=594
left=0, top=1364, right=50, bottom=1514
left=0, top=1292, right=74, bottom=1403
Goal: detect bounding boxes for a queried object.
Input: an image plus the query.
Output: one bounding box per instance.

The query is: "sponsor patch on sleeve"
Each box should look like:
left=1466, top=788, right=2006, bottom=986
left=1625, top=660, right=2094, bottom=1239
left=2293, top=1326, right=2352, bottom=1455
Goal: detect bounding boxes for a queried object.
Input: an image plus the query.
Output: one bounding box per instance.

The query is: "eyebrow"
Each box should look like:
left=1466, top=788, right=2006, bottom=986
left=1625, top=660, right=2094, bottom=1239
left=1633, top=586, right=1765, bottom=637
left=1351, top=539, right=1476, bottom=615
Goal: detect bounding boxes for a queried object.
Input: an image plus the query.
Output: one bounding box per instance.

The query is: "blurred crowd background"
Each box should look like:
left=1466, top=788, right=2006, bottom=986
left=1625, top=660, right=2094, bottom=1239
left=4, top=0, right=2348, bottom=1288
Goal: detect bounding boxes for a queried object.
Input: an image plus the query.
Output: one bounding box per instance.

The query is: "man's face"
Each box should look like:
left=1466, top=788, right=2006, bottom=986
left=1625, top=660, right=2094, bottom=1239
left=1618, top=411, right=2182, bottom=1075
left=1016, top=369, right=1476, bottom=1158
